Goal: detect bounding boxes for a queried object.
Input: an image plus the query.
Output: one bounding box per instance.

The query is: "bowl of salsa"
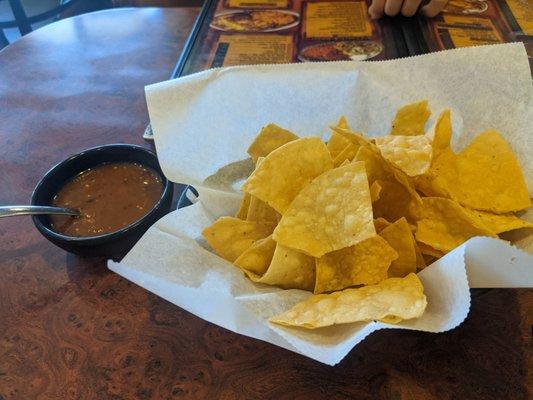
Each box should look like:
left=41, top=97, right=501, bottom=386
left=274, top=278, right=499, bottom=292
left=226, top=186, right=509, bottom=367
left=31, top=144, right=173, bottom=259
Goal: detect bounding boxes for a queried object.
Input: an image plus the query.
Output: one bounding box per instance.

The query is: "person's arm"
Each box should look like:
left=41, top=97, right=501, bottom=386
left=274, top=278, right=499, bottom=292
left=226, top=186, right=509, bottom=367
left=368, top=0, right=448, bottom=19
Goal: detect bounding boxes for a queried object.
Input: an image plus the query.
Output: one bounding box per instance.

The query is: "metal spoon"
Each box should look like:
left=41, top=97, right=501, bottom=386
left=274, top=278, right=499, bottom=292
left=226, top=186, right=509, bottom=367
left=0, top=205, right=80, bottom=218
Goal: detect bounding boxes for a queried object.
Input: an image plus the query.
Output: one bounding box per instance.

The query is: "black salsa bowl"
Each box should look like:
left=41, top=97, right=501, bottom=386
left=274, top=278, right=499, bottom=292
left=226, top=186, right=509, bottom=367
left=31, top=144, right=173, bottom=260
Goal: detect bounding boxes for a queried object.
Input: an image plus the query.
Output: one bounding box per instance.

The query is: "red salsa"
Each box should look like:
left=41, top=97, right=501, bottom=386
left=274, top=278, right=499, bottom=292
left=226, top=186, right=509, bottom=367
left=50, top=162, right=163, bottom=237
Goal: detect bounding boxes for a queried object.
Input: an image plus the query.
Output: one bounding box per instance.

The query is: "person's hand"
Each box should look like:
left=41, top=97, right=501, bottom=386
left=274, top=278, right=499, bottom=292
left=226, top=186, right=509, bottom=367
left=368, top=0, right=448, bottom=19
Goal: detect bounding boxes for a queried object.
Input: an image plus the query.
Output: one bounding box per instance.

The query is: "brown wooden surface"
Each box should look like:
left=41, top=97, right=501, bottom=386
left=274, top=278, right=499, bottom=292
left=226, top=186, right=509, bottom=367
left=0, top=7, right=531, bottom=400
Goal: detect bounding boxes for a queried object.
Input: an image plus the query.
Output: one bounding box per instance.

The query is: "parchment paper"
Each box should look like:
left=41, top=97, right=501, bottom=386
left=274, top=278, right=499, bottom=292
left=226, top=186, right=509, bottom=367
left=109, top=43, right=533, bottom=365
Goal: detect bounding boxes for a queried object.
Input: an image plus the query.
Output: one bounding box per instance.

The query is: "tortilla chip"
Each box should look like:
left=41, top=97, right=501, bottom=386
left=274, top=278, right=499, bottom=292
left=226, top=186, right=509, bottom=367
left=415, top=152, right=456, bottom=199
left=374, top=135, right=432, bottom=176
left=327, top=133, right=351, bottom=159
left=273, top=162, right=375, bottom=257
left=336, top=115, right=349, bottom=130
left=373, top=180, right=419, bottom=223
left=235, top=192, right=251, bottom=219
left=247, top=124, right=298, bottom=163
left=314, top=236, right=398, bottom=293
left=415, top=110, right=454, bottom=196
left=248, top=244, right=315, bottom=291
left=355, top=145, right=421, bottom=223
left=452, top=130, right=530, bottom=212
left=354, top=146, right=388, bottom=182
left=330, top=125, right=370, bottom=148
left=270, top=273, right=427, bottom=329
left=463, top=208, right=533, bottom=234
left=333, top=143, right=359, bottom=167
left=354, top=146, right=421, bottom=203
left=242, top=137, right=333, bottom=214
left=429, top=109, right=452, bottom=156
left=246, top=195, right=281, bottom=224
left=370, top=181, right=382, bottom=202
left=416, top=241, right=445, bottom=258
left=245, top=158, right=280, bottom=223
left=413, top=242, right=427, bottom=270
left=234, top=235, right=276, bottom=275
left=202, top=217, right=275, bottom=262
left=390, top=100, right=431, bottom=136
left=378, top=218, right=417, bottom=277
left=374, top=217, right=391, bottom=232
left=415, top=197, right=496, bottom=252
left=418, top=127, right=530, bottom=213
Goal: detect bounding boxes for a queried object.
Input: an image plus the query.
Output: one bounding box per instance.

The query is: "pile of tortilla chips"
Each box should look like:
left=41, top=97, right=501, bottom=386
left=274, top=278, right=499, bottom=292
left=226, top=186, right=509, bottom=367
left=202, top=101, right=532, bottom=330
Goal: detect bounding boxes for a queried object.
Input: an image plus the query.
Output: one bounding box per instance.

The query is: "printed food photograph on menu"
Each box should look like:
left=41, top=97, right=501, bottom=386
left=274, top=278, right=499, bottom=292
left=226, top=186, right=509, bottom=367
left=178, top=0, right=410, bottom=75
left=417, top=0, right=532, bottom=57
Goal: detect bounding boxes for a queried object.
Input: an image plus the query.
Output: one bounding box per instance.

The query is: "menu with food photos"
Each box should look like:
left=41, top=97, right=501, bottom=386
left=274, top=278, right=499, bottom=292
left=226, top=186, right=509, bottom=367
left=416, top=0, right=532, bottom=63
left=174, top=0, right=532, bottom=78
left=176, top=0, right=407, bottom=76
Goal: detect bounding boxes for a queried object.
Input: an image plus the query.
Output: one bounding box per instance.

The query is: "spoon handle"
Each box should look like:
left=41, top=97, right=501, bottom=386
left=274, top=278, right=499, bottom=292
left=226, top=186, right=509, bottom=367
left=0, top=205, right=79, bottom=218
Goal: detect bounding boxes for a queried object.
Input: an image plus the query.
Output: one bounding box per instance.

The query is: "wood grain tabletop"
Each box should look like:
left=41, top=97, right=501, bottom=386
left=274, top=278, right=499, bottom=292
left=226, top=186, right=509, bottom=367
left=0, top=7, right=531, bottom=400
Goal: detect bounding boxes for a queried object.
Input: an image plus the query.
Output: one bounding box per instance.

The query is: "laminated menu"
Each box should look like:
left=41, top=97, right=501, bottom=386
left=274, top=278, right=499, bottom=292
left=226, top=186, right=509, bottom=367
left=174, top=0, right=532, bottom=77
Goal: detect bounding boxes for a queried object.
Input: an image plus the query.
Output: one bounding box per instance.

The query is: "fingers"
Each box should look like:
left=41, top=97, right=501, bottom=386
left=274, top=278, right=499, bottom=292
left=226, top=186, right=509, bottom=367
left=421, top=0, right=448, bottom=17
left=401, top=0, right=423, bottom=17
left=384, top=0, right=403, bottom=16
left=369, top=0, right=442, bottom=19
left=369, top=0, right=387, bottom=19
left=369, top=0, right=427, bottom=19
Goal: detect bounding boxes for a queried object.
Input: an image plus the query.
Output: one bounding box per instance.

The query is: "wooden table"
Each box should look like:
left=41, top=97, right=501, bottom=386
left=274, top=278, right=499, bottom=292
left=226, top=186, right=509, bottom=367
left=0, top=7, right=531, bottom=400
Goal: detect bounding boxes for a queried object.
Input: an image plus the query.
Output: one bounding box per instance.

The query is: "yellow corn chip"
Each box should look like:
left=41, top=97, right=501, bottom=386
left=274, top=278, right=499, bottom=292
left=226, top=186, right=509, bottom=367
left=202, top=217, right=275, bottom=262
left=354, top=146, right=388, bottom=182
left=370, top=181, right=382, bottom=202
left=415, top=197, right=496, bottom=252
left=452, top=131, right=530, bottom=212
left=327, top=132, right=351, bottom=159
left=248, top=244, right=315, bottom=291
left=355, top=145, right=421, bottom=223
left=413, top=242, right=427, bottom=270
left=416, top=241, right=445, bottom=258
left=418, top=126, right=530, bottom=213
left=464, top=208, right=533, bottom=234
left=242, top=137, right=333, bottom=214
left=243, top=157, right=281, bottom=223
left=234, top=235, right=276, bottom=275
left=374, top=217, right=391, bottom=232
left=423, top=255, right=439, bottom=265
left=333, top=143, right=359, bottom=167
left=330, top=125, right=370, bottom=148
left=314, top=236, right=398, bottom=293
left=235, top=192, right=251, bottom=219
left=415, top=153, right=456, bottom=200
left=373, top=180, right=419, bottom=223
left=270, top=273, right=427, bottom=329
left=390, top=100, right=431, bottom=136
left=247, top=124, right=298, bottom=163
left=429, top=109, right=452, bottom=157
left=273, top=162, right=375, bottom=257
left=354, top=146, right=421, bottom=202
left=374, top=135, right=432, bottom=176
left=378, top=218, right=417, bottom=277
left=336, top=115, right=349, bottom=129
left=246, top=195, right=281, bottom=224
left=327, top=117, right=351, bottom=157
left=415, top=110, right=454, bottom=196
